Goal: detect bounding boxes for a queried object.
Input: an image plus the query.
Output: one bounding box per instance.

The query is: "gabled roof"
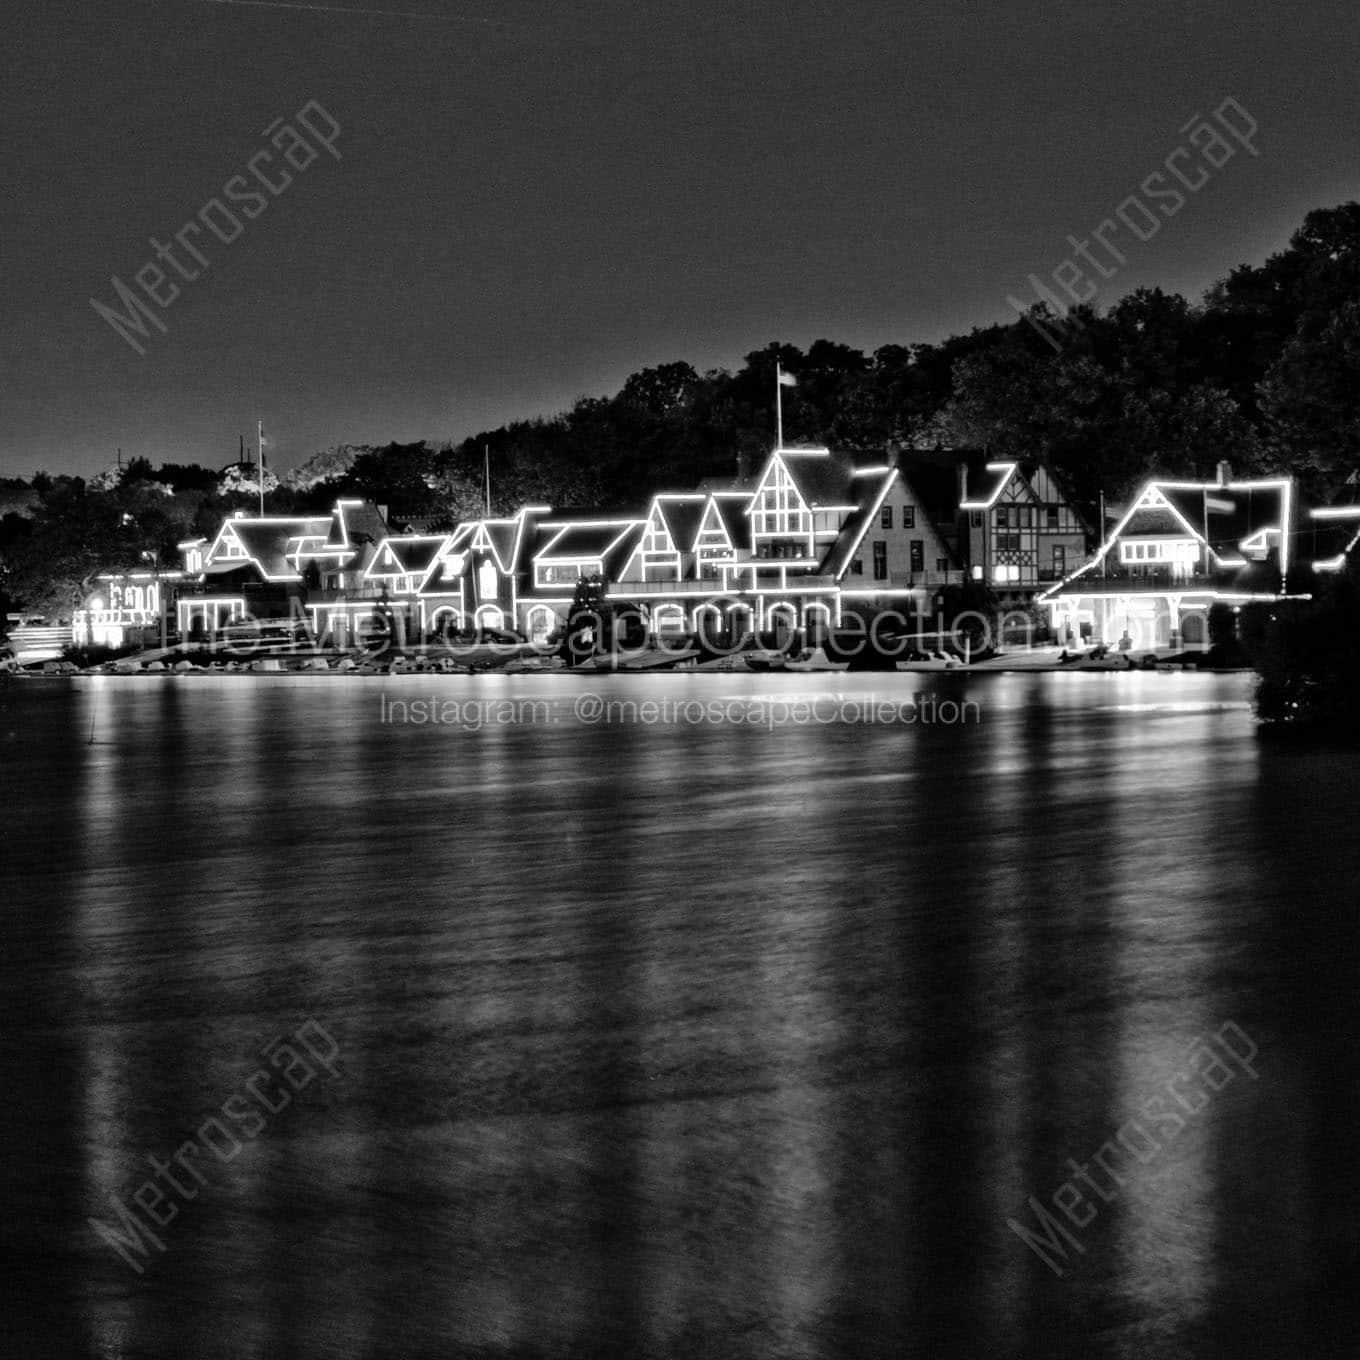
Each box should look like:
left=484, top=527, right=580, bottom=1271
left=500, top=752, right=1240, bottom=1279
left=332, top=499, right=389, bottom=547
left=1039, top=476, right=1296, bottom=599
left=484, top=520, right=519, bottom=571
left=821, top=468, right=899, bottom=577
left=900, top=448, right=1087, bottom=526
left=364, top=535, right=450, bottom=580
left=445, top=506, right=551, bottom=575
left=698, top=491, right=753, bottom=553
left=204, top=515, right=333, bottom=581
left=958, top=460, right=1026, bottom=510
left=1153, top=483, right=1291, bottom=564
left=651, top=494, right=709, bottom=553
left=200, top=501, right=388, bottom=581
left=453, top=520, right=515, bottom=571
left=749, top=447, right=862, bottom=514
left=895, top=458, right=962, bottom=526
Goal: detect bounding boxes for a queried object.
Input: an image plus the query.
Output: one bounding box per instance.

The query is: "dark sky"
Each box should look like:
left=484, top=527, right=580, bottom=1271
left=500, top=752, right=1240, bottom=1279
left=2, top=0, right=1356, bottom=479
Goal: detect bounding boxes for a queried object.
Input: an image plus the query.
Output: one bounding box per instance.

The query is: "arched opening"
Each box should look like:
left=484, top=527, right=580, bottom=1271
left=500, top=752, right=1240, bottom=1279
left=651, top=604, right=686, bottom=639
left=525, top=606, right=557, bottom=644
left=766, top=603, right=798, bottom=649
left=429, top=606, right=463, bottom=644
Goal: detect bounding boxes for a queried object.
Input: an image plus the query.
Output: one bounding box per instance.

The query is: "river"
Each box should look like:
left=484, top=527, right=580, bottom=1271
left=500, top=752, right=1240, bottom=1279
left=1, top=670, right=1356, bottom=1359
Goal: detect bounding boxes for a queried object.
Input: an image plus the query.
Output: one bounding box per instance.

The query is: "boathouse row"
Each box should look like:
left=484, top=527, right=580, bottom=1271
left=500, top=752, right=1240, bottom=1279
left=73, top=446, right=1360, bottom=650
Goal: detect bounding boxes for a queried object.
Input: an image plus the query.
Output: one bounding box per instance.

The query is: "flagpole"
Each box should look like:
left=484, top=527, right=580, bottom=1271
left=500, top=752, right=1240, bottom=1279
left=257, top=418, right=265, bottom=516
left=484, top=442, right=491, bottom=517
left=775, top=364, right=783, bottom=449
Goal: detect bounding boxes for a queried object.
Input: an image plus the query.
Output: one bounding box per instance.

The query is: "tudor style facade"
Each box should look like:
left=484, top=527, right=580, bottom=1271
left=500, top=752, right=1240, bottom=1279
left=958, top=460, right=1090, bottom=597
left=730, top=447, right=948, bottom=635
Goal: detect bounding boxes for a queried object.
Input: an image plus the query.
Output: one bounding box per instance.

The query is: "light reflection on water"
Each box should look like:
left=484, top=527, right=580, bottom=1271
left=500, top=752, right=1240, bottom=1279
left=0, top=671, right=1356, bottom=1359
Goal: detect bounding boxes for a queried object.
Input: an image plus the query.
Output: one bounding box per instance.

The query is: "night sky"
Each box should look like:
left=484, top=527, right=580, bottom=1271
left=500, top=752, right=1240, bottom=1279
left=2, top=0, right=1356, bottom=479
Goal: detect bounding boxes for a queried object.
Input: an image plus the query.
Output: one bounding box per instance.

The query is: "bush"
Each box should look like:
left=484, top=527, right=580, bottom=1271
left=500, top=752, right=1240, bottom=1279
left=1248, top=569, right=1360, bottom=736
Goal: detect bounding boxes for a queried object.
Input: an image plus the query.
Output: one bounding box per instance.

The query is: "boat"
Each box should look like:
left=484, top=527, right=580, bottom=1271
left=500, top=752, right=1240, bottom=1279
left=743, top=649, right=789, bottom=672
left=784, top=646, right=849, bottom=673
left=592, top=647, right=700, bottom=672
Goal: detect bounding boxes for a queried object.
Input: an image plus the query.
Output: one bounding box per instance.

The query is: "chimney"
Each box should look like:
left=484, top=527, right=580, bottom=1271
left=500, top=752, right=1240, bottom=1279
left=1216, top=460, right=1232, bottom=487
left=957, top=461, right=969, bottom=504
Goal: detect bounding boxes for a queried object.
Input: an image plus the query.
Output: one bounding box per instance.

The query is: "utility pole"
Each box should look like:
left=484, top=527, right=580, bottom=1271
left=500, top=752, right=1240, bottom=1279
left=484, top=443, right=491, bottom=517
left=258, top=419, right=265, bottom=517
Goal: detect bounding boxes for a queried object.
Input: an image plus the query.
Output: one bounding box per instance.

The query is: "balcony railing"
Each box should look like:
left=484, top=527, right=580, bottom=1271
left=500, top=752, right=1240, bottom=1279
left=612, top=568, right=973, bottom=594
left=843, top=570, right=967, bottom=589
left=1071, top=567, right=1242, bottom=591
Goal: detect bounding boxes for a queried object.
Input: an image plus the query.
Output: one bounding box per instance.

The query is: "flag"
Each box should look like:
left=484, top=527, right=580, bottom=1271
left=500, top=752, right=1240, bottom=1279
left=777, top=370, right=797, bottom=387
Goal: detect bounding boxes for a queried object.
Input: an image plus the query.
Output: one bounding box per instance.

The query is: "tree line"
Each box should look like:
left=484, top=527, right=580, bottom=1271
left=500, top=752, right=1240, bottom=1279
left=3, top=202, right=1357, bottom=619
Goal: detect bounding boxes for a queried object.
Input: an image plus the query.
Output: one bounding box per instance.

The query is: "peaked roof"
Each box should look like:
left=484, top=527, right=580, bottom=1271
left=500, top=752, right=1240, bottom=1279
left=483, top=520, right=519, bottom=571
left=700, top=491, right=753, bottom=552
left=895, top=458, right=963, bottom=525
left=651, top=494, right=709, bottom=552
left=1152, top=482, right=1292, bottom=562
left=205, top=515, right=333, bottom=580
left=365, top=535, right=449, bottom=578
left=757, top=447, right=861, bottom=511
left=821, top=468, right=898, bottom=576
left=333, top=499, right=389, bottom=547
left=1040, top=476, right=1296, bottom=598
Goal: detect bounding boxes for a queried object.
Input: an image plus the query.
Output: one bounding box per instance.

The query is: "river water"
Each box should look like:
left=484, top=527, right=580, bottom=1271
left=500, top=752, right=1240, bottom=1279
left=1, top=670, right=1356, bottom=1359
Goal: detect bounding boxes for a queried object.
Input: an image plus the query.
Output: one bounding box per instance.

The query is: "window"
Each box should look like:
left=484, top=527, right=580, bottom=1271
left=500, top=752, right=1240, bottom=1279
left=881, top=505, right=893, bottom=530
left=902, top=505, right=915, bottom=528
left=993, top=563, right=1020, bottom=584
left=936, top=557, right=950, bottom=572
left=752, top=464, right=809, bottom=537
left=1119, top=539, right=1198, bottom=565
left=970, top=511, right=983, bottom=528
left=909, top=540, right=924, bottom=573
left=1052, top=545, right=1066, bottom=576
left=1018, top=505, right=1034, bottom=528
left=849, top=557, right=863, bottom=576
left=872, top=541, right=887, bottom=581
left=1047, top=505, right=1060, bottom=530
